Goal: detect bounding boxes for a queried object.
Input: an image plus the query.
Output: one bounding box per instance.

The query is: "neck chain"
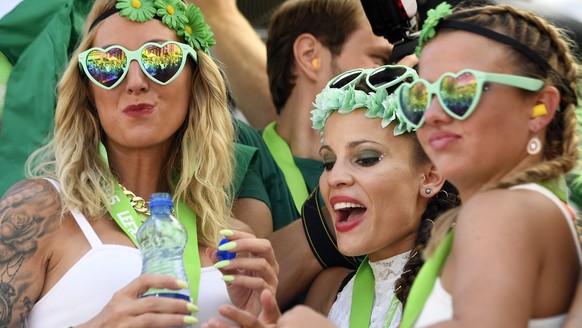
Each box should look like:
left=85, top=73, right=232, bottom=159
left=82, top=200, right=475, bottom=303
left=119, top=184, right=150, bottom=216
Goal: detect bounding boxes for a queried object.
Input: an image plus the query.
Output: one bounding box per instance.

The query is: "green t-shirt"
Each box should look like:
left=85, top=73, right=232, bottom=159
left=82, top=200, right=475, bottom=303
left=293, top=156, right=324, bottom=195
left=235, top=119, right=298, bottom=230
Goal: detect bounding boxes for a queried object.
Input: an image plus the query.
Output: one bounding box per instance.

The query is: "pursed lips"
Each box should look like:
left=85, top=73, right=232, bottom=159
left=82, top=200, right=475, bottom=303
left=123, top=103, right=155, bottom=117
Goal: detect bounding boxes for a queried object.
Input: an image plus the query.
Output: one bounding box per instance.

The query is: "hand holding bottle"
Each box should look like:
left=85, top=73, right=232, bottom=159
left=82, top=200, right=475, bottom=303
left=205, top=229, right=280, bottom=325
left=76, top=274, right=198, bottom=328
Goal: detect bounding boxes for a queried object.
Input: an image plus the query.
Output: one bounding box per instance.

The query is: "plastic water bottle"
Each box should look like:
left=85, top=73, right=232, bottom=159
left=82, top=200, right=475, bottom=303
left=136, top=193, right=190, bottom=302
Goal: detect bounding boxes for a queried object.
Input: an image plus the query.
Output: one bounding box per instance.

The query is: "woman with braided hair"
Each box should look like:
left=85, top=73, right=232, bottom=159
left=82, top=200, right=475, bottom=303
left=202, top=65, right=460, bottom=328
left=394, top=2, right=582, bottom=327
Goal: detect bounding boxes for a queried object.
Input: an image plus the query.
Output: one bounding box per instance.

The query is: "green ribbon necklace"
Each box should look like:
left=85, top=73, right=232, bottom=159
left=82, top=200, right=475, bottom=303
left=350, top=257, right=401, bottom=328
left=262, top=121, right=309, bottom=214
left=399, top=231, right=454, bottom=328
left=99, top=143, right=201, bottom=302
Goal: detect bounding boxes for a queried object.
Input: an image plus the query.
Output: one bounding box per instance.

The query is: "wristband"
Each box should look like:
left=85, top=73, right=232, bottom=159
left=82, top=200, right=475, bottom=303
left=301, top=186, right=360, bottom=269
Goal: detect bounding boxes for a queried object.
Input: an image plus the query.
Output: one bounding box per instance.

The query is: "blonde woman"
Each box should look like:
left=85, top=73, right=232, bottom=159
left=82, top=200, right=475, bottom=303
left=0, top=0, right=277, bottom=327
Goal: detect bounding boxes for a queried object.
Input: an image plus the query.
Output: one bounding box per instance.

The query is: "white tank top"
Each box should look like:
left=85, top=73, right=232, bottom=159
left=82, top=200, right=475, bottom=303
left=27, top=179, right=232, bottom=327
left=414, top=183, right=582, bottom=328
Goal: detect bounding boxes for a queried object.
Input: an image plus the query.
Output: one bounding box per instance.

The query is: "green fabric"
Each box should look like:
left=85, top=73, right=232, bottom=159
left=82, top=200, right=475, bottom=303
left=539, top=176, right=568, bottom=203
left=0, top=0, right=95, bottom=196
left=350, top=257, right=375, bottom=328
left=262, top=121, right=310, bottom=213
left=235, top=119, right=298, bottom=230
left=293, top=156, right=324, bottom=194
left=0, top=51, right=11, bottom=83
left=0, top=51, right=11, bottom=122
left=400, top=231, right=454, bottom=328
left=233, top=143, right=258, bottom=197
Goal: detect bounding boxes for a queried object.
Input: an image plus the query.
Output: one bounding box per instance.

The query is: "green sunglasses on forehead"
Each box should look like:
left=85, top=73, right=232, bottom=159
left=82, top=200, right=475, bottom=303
left=395, top=69, right=545, bottom=128
left=78, top=41, right=197, bottom=90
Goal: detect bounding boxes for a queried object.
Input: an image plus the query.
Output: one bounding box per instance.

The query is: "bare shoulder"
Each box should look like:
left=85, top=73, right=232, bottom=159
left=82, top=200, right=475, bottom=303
left=454, top=186, right=572, bottom=257
left=459, top=187, right=566, bottom=228
left=0, top=178, right=62, bottom=327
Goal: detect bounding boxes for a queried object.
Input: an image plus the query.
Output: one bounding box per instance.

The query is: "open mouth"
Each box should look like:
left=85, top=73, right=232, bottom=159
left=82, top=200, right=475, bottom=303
left=334, top=202, right=367, bottom=223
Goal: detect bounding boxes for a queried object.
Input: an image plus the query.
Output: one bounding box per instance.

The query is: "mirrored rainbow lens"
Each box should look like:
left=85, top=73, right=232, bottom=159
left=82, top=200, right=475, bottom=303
left=141, top=43, right=184, bottom=83
left=399, top=82, right=428, bottom=125
left=439, top=72, right=477, bottom=117
left=85, top=48, right=127, bottom=88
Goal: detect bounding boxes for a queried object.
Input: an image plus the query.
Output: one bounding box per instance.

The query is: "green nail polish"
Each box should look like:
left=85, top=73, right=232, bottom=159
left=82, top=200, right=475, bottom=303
left=221, top=275, right=235, bottom=282
left=184, top=315, right=199, bottom=324
left=213, top=260, right=230, bottom=269
left=176, top=279, right=188, bottom=289
left=187, top=303, right=199, bottom=313
left=219, top=229, right=234, bottom=236
left=218, top=241, right=236, bottom=251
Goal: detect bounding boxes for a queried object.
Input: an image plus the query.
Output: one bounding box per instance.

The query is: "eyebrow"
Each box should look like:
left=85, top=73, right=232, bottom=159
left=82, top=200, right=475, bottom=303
left=319, top=139, right=383, bottom=154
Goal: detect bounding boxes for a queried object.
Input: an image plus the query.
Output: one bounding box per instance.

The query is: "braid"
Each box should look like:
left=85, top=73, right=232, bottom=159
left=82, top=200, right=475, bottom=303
left=423, top=4, right=580, bottom=257
left=394, top=181, right=460, bottom=305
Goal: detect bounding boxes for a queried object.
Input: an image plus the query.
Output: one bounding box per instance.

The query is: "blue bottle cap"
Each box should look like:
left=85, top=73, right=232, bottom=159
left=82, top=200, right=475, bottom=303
left=217, top=237, right=236, bottom=261
left=149, top=192, right=174, bottom=207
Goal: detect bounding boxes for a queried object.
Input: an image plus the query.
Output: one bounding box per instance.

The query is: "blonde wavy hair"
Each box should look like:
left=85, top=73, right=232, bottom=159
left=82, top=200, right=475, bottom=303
left=26, top=0, right=235, bottom=247
left=424, top=4, right=581, bottom=257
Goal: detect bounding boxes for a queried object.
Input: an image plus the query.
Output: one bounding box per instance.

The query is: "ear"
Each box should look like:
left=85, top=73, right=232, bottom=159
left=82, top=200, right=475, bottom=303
left=419, top=164, right=446, bottom=199
left=293, top=33, right=323, bottom=82
left=529, top=85, right=560, bottom=133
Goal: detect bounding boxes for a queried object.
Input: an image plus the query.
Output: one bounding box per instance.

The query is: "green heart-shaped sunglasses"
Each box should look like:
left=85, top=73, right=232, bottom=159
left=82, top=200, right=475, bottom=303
left=395, top=69, right=545, bottom=128
left=78, top=41, right=197, bottom=90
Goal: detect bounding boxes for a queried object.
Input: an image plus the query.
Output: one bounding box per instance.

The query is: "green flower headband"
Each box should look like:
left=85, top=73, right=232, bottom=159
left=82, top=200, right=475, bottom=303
left=415, top=2, right=453, bottom=57
left=90, top=0, right=215, bottom=55
left=310, top=86, right=415, bottom=137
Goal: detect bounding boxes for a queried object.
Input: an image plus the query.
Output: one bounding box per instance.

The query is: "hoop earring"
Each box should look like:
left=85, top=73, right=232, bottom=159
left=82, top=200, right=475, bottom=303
left=527, top=137, right=542, bottom=155
left=424, top=188, right=432, bottom=195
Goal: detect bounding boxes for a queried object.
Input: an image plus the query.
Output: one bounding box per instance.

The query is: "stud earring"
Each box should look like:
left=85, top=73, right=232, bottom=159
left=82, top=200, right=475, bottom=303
left=424, top=188, right=432, bottom=195
left=527, top=137, right=542, bottom=155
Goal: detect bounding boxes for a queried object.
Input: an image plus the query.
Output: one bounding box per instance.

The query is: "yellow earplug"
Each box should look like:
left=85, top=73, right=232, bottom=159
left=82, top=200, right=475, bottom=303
left=530, top=104, right=548, bottom=118
left=312, top=58, right=319, bottom=69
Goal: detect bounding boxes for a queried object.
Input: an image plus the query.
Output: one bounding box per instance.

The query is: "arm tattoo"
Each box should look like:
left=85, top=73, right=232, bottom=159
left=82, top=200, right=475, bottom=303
left=0, top=180, right=60, bottom=327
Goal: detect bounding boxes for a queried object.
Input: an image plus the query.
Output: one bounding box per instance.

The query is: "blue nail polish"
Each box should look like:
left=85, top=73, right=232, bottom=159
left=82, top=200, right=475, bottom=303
left=217, top=237, right=236, bottom=261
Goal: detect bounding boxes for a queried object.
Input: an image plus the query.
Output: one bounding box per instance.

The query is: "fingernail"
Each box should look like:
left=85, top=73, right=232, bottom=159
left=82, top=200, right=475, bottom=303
left=213, top=260, right=230, bottom=269
left=219, top=229, right=234, bottom=236
left=187, top=302, right=199, bottom=313
left=176, top=279, right=188, bottom=289
left=218, top=241, right=236, bottom=251
left=184, top=315, right=199, bottom=324
left=221, top=275, right=235, bottom=282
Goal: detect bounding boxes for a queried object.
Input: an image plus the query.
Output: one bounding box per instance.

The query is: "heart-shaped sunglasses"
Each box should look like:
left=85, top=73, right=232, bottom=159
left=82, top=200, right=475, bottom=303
left=395, top=69, right=545, bottom=128
left=78, top=41, right=197, bottom=90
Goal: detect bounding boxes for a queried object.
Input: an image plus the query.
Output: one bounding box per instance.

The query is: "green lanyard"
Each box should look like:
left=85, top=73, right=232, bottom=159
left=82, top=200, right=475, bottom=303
left=399, top=231, right=454, bottom=328
left=262, top=121, right=309, bottom=214
left=349, top=257, right=402, bottom=328
left=100, top=143, right=201, bottom=302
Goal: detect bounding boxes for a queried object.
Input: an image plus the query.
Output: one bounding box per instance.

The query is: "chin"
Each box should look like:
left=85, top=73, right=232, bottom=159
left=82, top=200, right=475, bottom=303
left=337, top=240, right=367, bottom=258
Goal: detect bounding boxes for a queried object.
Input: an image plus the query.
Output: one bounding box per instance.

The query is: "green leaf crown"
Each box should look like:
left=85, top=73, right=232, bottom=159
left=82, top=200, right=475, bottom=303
left=310, top=84, right=416, bottom=137
left=115, top=0, right=215, bottom=54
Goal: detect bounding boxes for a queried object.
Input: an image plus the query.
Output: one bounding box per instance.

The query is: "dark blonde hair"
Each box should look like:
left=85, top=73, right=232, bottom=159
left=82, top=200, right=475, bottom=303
left=424, top=4, right=580, bottom=256
left=26, top=0, right=234, bottom=246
